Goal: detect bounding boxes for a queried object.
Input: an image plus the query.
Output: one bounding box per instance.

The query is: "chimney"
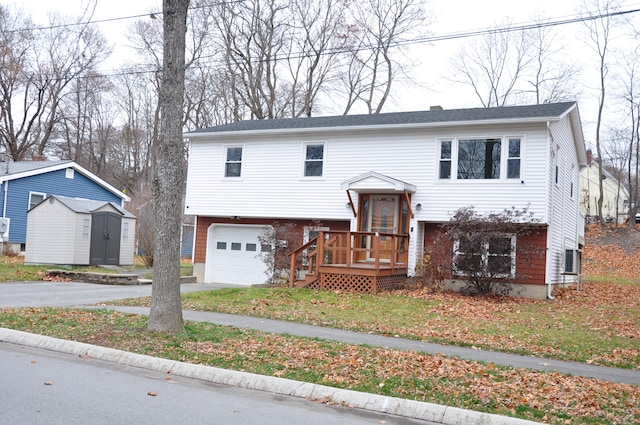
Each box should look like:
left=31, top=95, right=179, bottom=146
left=586, top=149, right=592, bottom=166
left=430, top=105, right=443, bottom=111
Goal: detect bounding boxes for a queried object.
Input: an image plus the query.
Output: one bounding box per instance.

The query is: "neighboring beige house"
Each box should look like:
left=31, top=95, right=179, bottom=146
left=580, top=150, right=630, bottom=223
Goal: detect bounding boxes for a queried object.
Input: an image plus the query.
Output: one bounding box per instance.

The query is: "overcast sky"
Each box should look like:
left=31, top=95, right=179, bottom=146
left=11, top=0, right=640, bottom=144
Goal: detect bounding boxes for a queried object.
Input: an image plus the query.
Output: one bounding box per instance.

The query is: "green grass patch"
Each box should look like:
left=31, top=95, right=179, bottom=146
left=582, top=275, right=640, bottom=286
left=109, top=285, right=640, bottom=369
left=0, top=257, right=46, bottom=282
left=181, top=287, right=441, bottom=331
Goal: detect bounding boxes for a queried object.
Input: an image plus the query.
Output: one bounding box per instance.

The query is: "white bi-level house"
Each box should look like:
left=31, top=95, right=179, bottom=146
left=184, top=102, right=587, bottom=298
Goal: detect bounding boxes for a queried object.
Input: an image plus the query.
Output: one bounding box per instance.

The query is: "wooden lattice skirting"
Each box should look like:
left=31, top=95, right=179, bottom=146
left=320, top=273, right=406, bottom=293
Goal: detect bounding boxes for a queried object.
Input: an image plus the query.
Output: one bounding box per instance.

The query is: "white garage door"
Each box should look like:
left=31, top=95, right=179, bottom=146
left=205, top=224, right=272, bottom=285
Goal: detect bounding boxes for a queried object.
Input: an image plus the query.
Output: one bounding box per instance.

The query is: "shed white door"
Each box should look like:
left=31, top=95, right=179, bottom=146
left=205, top=224, right=271, bottom=285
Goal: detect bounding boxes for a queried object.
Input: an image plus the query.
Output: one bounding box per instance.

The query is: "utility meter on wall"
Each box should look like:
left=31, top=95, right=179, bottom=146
left=0, top=217, right=9, bottom=240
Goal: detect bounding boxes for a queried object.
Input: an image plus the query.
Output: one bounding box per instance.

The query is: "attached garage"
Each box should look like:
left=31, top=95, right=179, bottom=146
left=205, top=224, right=273, bottom=285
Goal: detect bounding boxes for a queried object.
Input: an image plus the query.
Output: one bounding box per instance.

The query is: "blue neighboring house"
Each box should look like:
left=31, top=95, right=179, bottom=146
left=0, top=160, right=130, bottom=252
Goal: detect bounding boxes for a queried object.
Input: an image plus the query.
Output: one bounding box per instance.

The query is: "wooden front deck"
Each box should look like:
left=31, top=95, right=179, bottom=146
left=289, top=231, right=409, bottom=293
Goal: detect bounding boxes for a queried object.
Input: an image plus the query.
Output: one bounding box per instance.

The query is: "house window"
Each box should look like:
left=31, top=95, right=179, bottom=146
left=439, top=140, right=452, bottom=179
left=82, top=219, right=90, bottom=240
left=65, top=168, right=74, bottom=179
left=457, top=138, right=501, bottom=179
left=304, top=143, right=324, bottom=177
left=225, top=146, right=243, bottom=177
left=507, top=138, right=521, bottom=179
left=454, top=234, right=516, bottom=277
left=28, top=192, right=46, bottom=210
left=122, top=222, right=129, bottom=242
left=439, top=137, right=524, bottom=181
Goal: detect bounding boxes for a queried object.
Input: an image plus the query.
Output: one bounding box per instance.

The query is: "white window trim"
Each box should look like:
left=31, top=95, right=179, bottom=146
left=28, top=191, right=46, bottom=210
left=453, top=234, right=516, bottom=278
left=223, top=144, right=244, bottom=178
left=301, top=141, right=326, bottom=178
left=437, top=136, right=524, bottom=182
left=65, top=168, right=75, bottom=179
left=437, top=139, right=453, bottom=180
left=505, top=136, right=523, bottom=180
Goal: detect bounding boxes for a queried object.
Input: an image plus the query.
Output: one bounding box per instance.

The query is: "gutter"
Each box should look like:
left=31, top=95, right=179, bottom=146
left=2, top=180, right=7, bottom=218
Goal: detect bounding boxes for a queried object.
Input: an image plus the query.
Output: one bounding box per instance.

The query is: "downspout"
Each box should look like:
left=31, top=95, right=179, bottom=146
left=2, top=181, right=7, bottom=218
left=546, top=121, right=555, bottom=300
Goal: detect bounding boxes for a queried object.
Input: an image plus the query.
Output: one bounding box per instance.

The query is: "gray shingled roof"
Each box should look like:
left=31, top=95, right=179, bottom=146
left=0, top=160, right=73, bottom=176
left=186, top=102, right=577, bottom=134
left=44, top=195, right=136, bottom=218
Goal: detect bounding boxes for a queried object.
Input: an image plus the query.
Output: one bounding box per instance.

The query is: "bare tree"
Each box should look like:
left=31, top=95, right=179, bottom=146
left=0, top=5, right=110, bottom=160
left=213, top=0, right=292, bottom=120
left=616, top=46, right=640, bottom=223
left=449, top=21, right=534, bottom=107
left=525, top=16, right=581, bottom=104
left=287, top=0, right=347, bottom=117
left=339, top=0, right=428, bottom=114
left=148, top=0, right=190, bottom=333
left=582, top=0, right=621, bottom=225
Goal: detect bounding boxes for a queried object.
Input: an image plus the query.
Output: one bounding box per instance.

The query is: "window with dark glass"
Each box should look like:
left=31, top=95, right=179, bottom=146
left=507, top=138, right=521, bottom=179
left=457, top=138, right=501, bottom=179
left=225, top=146, right=242, bottom=177
left=439, top=141, right=452, bottom=179
left=304, top=144, right=324, bottom=177
left=454, top=234, right=515, bottom=277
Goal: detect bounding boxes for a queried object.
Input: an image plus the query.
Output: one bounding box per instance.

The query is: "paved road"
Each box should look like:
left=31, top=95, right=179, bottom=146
left=0, top=341, right=434, bottom=425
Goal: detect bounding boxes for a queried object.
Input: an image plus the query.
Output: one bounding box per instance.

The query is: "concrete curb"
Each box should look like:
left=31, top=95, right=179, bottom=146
left=0, top=328, right=545, bottom=425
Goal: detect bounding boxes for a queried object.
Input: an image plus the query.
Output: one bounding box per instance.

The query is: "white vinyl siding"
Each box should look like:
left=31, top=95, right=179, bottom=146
left=186, top=125, right=548, bottom=223
left=546, top=118, right=582, bottom=285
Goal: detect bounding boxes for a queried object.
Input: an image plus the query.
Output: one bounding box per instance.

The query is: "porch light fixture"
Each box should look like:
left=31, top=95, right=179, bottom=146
left=346, top=202, right=352, bottom=208
left=416, top=203, right=422, bottom=210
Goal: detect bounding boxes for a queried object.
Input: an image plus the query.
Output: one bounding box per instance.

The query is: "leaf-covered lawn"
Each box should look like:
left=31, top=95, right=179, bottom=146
left=114, top=280, right=640, bottom=369
left=0, top=307, right=637, bottom=425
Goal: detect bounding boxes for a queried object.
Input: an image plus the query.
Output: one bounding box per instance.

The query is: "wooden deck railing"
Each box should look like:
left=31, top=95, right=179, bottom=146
left=289, top=230, right=409, bottom=287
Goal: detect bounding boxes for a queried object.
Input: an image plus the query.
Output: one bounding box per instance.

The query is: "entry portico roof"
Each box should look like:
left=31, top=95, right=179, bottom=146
left=340, top=171, right=417, bottom=193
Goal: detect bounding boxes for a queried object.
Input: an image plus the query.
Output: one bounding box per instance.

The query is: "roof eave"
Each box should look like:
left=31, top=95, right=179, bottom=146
left=0, top=162, right=130, bottom=202
left=184, top=116, right=563, bottom=140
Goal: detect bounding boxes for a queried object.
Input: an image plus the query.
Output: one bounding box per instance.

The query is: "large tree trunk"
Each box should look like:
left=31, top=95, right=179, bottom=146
left=148, top=0, right=190, bottom=333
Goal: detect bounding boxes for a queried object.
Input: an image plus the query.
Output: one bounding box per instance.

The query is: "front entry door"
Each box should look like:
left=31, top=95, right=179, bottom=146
left=367, top=195, right=398, bottom=261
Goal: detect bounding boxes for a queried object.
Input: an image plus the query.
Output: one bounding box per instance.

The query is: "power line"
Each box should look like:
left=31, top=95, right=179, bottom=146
left=10, top=2, right=640, bottom=80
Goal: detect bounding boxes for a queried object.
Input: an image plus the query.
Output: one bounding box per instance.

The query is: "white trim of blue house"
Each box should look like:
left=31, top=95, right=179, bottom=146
left=0, top=161, right=130, bottom=204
